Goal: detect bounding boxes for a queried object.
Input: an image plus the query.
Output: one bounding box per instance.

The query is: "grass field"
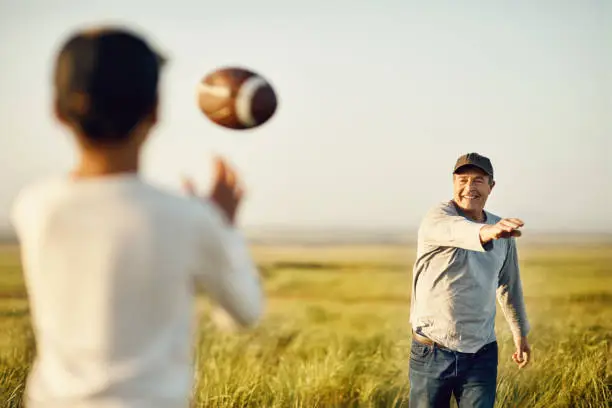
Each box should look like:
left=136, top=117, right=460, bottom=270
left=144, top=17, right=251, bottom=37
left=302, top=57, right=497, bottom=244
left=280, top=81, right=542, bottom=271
left=0, top=241, right=611, bottom=407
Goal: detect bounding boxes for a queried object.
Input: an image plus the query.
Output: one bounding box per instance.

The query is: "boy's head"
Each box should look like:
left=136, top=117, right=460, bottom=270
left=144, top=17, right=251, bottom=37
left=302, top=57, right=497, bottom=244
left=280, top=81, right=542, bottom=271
left=54, top=27, right=165, bottom=148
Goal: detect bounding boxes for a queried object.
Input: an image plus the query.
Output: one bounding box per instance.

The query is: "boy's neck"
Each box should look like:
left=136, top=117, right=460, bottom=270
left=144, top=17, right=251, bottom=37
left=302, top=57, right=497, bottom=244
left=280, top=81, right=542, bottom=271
left=73, top=147, right=140, bottom=178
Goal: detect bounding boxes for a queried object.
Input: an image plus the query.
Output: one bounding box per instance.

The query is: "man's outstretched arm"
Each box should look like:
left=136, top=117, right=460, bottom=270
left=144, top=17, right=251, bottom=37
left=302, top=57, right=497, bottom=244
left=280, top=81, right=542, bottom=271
left=420, top=202, right=524, bottom=252
left=419, top=202, right=491, bottom=251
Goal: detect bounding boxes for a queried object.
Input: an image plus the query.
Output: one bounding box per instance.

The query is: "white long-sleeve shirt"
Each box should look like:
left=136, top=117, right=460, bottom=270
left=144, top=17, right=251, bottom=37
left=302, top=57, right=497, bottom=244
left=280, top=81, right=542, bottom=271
left=10, top=173, right=264, bottom=408
left=410, top=200, right=530, bottom=353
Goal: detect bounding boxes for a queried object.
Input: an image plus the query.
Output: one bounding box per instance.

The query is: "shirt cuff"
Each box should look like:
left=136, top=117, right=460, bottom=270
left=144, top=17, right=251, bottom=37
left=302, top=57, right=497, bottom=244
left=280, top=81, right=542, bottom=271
left=458, top=221, right=492, bottom=252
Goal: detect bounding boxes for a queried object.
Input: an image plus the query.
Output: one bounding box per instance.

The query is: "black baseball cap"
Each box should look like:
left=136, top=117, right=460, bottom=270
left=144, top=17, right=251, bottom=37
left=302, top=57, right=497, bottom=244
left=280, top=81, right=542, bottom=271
left=54, top=26, right=165, bottom=141
left=453, top=152, right=494, bottom=179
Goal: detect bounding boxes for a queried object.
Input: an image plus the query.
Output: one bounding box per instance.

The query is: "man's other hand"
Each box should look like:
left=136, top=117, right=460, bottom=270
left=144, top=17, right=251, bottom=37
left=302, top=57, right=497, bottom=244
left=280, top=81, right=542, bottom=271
left=512, top=335, right=531, bottom=369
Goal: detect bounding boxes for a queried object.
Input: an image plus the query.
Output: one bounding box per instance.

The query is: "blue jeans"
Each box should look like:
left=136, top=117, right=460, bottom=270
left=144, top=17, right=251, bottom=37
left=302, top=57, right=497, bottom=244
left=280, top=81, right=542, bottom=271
left=409, top=338, right=498, bottom=408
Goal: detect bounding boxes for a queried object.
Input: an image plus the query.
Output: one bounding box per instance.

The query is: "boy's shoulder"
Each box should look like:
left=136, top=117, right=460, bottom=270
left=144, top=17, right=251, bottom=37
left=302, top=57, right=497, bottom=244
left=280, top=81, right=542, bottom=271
left=10, top=176, right=65, bottom=234
left=10, top=175, right=225, bottom=230
left=10, top=175, right=232, bottom=246
left=11, top=176, right=62, bottom=212
left=14, top=176, right=60, bottom=198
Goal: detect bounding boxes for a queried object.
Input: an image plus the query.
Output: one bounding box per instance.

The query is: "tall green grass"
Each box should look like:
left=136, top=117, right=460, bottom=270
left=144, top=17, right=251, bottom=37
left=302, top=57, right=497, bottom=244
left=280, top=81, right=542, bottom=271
left=1, top=243, right=611, bottom=407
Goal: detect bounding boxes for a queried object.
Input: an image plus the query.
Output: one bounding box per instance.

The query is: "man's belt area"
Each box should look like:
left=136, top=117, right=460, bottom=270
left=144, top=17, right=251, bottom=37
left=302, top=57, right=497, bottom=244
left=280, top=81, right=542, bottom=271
left=412, top=330, right=439, bottom=347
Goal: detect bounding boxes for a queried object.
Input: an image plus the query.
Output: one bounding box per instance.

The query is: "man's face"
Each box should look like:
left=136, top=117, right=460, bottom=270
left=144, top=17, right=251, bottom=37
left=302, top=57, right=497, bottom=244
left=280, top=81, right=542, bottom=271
left=453, top=166, right=494, bottom=213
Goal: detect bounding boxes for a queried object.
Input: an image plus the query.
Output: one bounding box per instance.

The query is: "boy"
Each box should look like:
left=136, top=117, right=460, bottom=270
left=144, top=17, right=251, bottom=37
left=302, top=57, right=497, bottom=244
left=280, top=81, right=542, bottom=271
left=10, top=26, right=264, bottom=407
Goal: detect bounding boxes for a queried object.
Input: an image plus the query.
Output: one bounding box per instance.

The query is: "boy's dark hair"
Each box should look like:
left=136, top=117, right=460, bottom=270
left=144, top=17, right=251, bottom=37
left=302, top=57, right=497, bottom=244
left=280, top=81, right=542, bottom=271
left=54, top=27, right=165, bottom=145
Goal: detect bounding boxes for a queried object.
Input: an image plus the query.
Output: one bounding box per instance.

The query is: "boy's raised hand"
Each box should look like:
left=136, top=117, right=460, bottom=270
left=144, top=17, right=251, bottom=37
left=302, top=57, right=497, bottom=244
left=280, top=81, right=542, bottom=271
left=182, top=156, right=244, bottom=225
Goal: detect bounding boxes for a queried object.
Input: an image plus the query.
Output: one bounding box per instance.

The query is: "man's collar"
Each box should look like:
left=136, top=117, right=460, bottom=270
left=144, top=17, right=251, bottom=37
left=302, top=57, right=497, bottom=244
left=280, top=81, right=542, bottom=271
left=451, top=200, right=487, bottom=223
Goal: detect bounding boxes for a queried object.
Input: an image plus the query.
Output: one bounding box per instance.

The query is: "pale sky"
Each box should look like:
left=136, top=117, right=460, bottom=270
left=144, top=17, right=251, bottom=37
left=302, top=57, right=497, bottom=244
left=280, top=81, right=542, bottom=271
left=1, top=0, right=610, bottom=232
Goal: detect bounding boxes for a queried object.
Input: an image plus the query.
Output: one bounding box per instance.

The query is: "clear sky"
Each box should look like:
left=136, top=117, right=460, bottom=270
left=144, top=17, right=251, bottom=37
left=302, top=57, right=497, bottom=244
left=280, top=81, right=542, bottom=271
left=1, top=0, right=610, bottom=232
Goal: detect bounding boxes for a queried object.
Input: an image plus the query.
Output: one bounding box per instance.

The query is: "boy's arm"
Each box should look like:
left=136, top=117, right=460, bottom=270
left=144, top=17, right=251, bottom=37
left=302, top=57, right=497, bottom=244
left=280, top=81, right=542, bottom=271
left=194, top=205, right=264, bottom=328
left=419, top=202, right=491, bottom=251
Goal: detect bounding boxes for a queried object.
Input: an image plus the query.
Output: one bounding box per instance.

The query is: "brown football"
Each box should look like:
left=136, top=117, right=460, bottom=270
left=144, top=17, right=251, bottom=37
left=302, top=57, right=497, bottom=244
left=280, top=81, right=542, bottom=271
left=197, top=66, right=278, bottom=130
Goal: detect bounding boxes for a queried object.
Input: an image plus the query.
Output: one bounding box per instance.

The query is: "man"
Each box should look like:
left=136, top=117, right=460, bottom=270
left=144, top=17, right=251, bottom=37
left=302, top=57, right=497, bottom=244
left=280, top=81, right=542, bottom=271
left=10, top=27, right=264, bottom=407
left=408, top=152, right=531, bottom=408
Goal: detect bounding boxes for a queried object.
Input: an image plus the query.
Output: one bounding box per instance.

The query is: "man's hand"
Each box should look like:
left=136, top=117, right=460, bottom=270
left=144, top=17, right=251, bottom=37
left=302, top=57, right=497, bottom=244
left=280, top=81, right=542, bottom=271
left=512, top=336, right=531, bottom=369
left=479, top=218, right=524, bottom=244
left=182, top=156, right=244, bottom=225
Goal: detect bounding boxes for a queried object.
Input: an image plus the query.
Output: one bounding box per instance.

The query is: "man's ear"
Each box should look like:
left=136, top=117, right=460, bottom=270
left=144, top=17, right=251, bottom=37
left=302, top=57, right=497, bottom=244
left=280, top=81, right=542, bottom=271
left=490, top=179, right=496, bottom=190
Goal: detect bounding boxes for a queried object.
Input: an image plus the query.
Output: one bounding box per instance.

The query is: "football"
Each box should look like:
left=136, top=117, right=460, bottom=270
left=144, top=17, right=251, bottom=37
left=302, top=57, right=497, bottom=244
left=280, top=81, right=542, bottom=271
left=197, top=66, right=278, bottom=130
